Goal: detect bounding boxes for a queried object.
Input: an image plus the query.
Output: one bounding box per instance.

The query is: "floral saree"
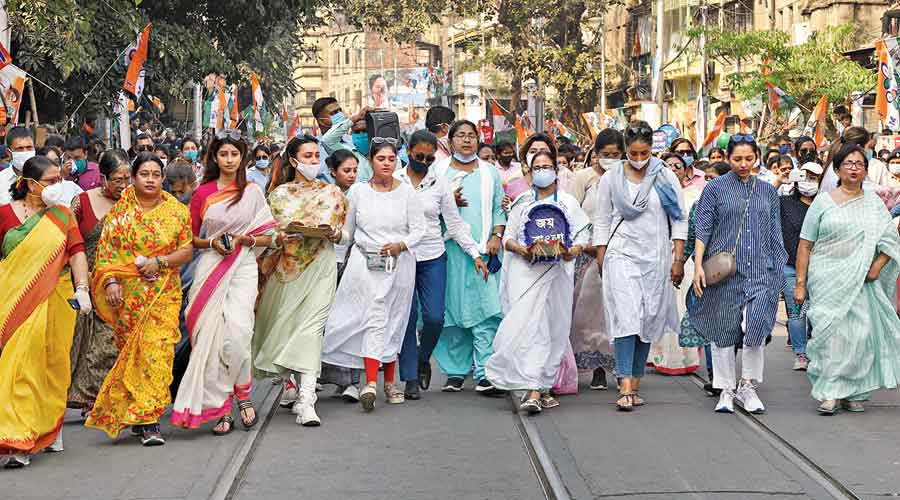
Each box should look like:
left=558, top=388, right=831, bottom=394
left=0, top=207, right=81, bottom=454
left=85, top=188, right=192, bottom=438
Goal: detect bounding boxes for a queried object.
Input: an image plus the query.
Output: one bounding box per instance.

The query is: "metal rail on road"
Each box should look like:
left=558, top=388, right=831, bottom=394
left=686, top=373, right=862, bottom=500
left=508, top=391, right=572, bottom=500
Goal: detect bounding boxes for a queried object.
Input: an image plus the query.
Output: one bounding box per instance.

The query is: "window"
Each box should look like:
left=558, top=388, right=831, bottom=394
left=345, top=48, right=351, bottom=65
left=354, top=89, right=363, bottom=107
left=344, top=88, right=350, bottom=104
left=306, top=90, right=318, bottom=106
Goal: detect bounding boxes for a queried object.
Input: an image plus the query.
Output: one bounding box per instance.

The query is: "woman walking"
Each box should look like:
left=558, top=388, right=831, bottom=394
left=321, top=140, right=424, bottom=412
left=594, top=121, right=687, bottom=411
left=171, top=132, right=276, bottom=434
left=86, top=154, right=194, bottom=445
left=794, top=145, right=900, bottom=414
left=67, top=150, right=131, bottom=412
left=690, top=136, right=787, bottom=415
left=487, top=152, right=589, bottom=413
left=0, top=156, right=92, bottom=468
left=254, top=135, right=347, bottom=426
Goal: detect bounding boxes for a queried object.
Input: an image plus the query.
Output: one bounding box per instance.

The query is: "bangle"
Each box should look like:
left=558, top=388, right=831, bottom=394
left=75, top=284, right=89, bottom=291
left=249, top=235, right=258, bottom=247
left=103, top=278, right=118, bottom=289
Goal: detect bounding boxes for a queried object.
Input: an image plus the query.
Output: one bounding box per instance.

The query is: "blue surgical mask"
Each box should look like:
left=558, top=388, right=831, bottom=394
left=452, top=151, right=478, bottom=164
left=184, top=151, right=198, bottom=163
left=256, top=159, right=270, bottom=170
left=866, top=150, right=874, bottom=161
left=352, top=133, right=370, bottom=155
left=681, top=153, right=695, bottom=168
left=778, top=144, right=790, bottom=155
left=408, top=157, right=430, bottom=173
left=330, top=111, right=347, bottom=125
left=72, top=159, right=87, bottom=175
left=532, top=168, right=557, bottom=188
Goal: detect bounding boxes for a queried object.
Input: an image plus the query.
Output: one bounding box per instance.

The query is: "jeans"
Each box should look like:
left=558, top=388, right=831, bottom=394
left=614, top=335, right=651, bottom=378
left=783, top=264, right=808, bottom=355
left=398, top=254, right=448, bottom=382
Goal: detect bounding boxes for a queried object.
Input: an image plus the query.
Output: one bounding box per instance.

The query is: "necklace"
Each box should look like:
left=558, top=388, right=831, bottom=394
left=370, top=177, right=392, bottom=190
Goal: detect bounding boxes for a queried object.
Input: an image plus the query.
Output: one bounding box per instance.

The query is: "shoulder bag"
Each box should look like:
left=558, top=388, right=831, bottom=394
left=702, top=177, right=756, bottom=286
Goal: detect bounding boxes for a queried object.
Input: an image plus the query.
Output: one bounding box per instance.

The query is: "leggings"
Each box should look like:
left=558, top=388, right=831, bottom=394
left=364, top=358, right=396, bottom=385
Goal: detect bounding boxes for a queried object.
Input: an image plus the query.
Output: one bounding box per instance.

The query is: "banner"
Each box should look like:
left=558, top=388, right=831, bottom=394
left=123, top=23, right=152, bottom=99
left=0, top=64, right=27, bottom=125
left=229, top=84, right=239, bottom=129
left=0, top=40, right=11, bottom=71
left=251, top=72, right=264, bottom=134
left=803, top=96, right=828, bottom=148
left=876, top=37, right=900, bottom=132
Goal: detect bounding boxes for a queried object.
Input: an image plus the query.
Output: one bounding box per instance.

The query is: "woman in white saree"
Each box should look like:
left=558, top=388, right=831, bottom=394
left=486, top=152, right=590, bottom=414
left=171, top=132, right=276, bottom=435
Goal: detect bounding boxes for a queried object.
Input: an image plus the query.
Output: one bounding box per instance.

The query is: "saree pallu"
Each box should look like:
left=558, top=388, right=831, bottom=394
left=171, top=184, right=275, bottom=429
left=86, top=188, right=192, bottom=438
left=803, top=192, right=900, bottom=401
left=0, top=207, right=78, bottom=454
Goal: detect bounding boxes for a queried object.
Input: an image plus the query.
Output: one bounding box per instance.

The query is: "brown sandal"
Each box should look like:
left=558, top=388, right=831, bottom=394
left=238, top=400, right=258, bottom=430
left=212, top=415, right=234, bottom=435
left=616, top=378, right=635, bottom=412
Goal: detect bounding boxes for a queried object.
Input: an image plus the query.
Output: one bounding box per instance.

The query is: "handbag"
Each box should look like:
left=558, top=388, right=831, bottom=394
left=702, top=178, right=756, bottom=286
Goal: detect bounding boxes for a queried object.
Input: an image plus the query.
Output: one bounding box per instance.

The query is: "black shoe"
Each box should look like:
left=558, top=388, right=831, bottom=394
left=418, top=361, right=432, bottom=391
left=404, top=382, right=421, bottom=400
left=140, top=424, right=165, bottom=446
left=130, top=424, right=144, bottom=436
left=442, top=377, right=464, bottom=392
left=590, top=368, right=608, bottom=390
left=475, top=379, right=495, bottom=394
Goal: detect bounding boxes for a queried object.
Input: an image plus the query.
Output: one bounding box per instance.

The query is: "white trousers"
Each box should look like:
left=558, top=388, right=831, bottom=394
left=711, top=344, right=764, bottom=390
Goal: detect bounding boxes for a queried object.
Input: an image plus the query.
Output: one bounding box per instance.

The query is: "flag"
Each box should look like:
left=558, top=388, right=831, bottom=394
left=148, top=95, right=165, bottom=114
left=514, top=114, right=526, bottom=147
left=766, top=82, right=795, bottom=115
left=490, top=100, right=513, bottom=133
left=209, top=77, right=227, bottom=130
left=582, top=112, right=602, bottom=139
left=123, top=23, right=152, bottom=99
left=251, top=72, right=264, bottom=134
left=803, top=95, right=828, bottom=148
left=229, top=85, right=239, bottom=128
left=876, top=37, right=900, bottom=132
left=287, top=114, right=301, bottom=138
left=0, top=40, right=11, bottom=70
left=701, top=111, right=727, bottom=155
left=281, top=98, right=289, bottom=126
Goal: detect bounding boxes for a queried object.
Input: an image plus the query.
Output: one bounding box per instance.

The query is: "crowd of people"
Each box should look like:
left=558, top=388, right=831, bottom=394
left=1, top=98, right=900, bottom=469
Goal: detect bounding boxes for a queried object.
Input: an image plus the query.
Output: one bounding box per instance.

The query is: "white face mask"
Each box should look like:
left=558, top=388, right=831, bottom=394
left=294, top=160, right=320, bottom=181
left=11, top=150, right=35, bottom=171
left=598, top=158, right=621, bottom=171
left=40, top=183, right=69, bottom=207
left=797, top=181, right=819, bottom=197
left=526, top=153, right=536, bottom=169
left=628, top=157, right=649, bottom=170
left=531, top=169, right=557, bottom=188
left=890, top=163, right=900, bottom=175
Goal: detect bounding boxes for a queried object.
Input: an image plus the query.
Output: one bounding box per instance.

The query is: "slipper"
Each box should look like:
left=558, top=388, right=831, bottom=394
left=238, top=400, right=258, bottom=430
left=212, top=415, right=234, bottom=436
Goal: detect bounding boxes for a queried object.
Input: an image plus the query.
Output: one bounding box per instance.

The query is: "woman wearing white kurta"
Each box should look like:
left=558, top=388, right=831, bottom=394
left=594, top=121, right=688, bottom=411
left=487, top=152, right=590, bottom=414
left=321, top=141, right=426, bottom=412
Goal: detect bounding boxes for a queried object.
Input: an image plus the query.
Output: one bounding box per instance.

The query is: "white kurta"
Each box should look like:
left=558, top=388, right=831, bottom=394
left=487, top=191, right=590, bottom=391
left=321, top=182, right=425, bottom=368
left=592, top=169, right=687, bottom=344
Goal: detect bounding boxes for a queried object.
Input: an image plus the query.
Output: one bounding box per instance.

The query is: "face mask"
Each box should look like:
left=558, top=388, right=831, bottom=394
left=628, top=157, right=649, bottom=170
left=256, top=159, right=270, bottom=170
left=160, top=158, right=168, bottom=169
left=293, top=159, right=320, bottom=181
left=525, top=153, right=536, bottom=169
left=797, top=181, right=819, bottom=197
left=598, top=158, right=620, bottom=171
left=408, top=157, right=430, bottom=173
left=11, top=150, right=35, bottom=171
left=176, top=193, right=192, bottom=205
left=352, top=133, right=370, bottom=155
left=532, top=169, right=557, bottom=188
left=184, top=151, right=199, bottom=163
left=330, top=111, right=346, bottom=125
left=778, top=144, right=790, bottom=155
left=40, top=182, right=69, bottom=207
left=498, top=154, right=514, bottom=166
left=69, top=159, right=88, bottom=175
left=681, top=154, right=695, bottom=168
left=452, top=151, right=478, bottom=164
left=866, top=150, right=874, bottom=161
left=890, top=163, right=900, bottom=175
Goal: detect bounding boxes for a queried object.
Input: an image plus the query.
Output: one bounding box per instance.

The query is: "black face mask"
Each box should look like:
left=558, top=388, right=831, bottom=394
left=498, top=154, right=514, bottom=165
left=408, top=157, right=430, bottom=173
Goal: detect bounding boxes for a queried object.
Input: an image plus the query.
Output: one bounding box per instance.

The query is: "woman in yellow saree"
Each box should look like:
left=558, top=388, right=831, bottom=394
left=85, top=154, right=193, bottom=446
left=0, top=156, right=91, bottom=469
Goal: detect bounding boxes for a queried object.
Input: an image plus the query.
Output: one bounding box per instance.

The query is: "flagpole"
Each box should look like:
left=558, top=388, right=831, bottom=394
left=67, top=46, right=130, bottom=126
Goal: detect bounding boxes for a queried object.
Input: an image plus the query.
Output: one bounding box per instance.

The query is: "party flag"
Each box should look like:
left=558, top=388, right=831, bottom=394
left=229, top=85, right=239, bottom=128
left=766, top=82, right=795, bottom=115
left=514, top=114, right=526, bottom=147
left=251, top=72, right=264, bottom=133
left=0, top=40, right=12, bottom=70
left=803, top=95, right=828, bottom=148
left=701, top=111, right=727, bottom=155
left=123, top=23, right=152, bottom=99
left=287, top=114, right=301, bottom=138
left=876, top=37, right=900, bottom=132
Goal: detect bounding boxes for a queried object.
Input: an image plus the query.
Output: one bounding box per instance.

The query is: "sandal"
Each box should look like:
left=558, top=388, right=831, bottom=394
left=841, top=400, right=865, bottom=413
left=616, top=377, right=634, bottom=412
left=817, top=399, right=838, bottom=415
left=212, top=415, right=234, bottom=436
left=238, top=400, right=259, bottom=430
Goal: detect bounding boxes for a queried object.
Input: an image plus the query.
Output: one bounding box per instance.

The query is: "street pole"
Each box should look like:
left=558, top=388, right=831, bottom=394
left=600, top=11, right=607, bottom=116
left=193, top=82, right=202, bottom=140
left=768, top=0, right=775, bottom=30
left=654, top=0, right=665, bottom=126
left=118, top=92, right=131, bottom=152
left=698, top=0, right=708, bottom=145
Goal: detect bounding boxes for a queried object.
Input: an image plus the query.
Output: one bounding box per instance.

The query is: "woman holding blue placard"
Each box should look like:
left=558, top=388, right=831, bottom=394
left=486, top=151, right=590, bottom=414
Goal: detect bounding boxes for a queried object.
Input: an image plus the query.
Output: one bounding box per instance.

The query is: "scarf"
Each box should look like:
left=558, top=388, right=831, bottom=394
left=610, top=157, right=683, bottom=221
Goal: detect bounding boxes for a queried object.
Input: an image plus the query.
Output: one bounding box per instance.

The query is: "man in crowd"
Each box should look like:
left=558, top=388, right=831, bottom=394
left=426, top=106, right=455, bottom=162
left=63, top=137, right=103, bottom=190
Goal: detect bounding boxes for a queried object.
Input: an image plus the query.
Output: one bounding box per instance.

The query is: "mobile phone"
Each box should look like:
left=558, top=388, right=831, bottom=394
left=220, top=234, right=233, bottom=252
left=67, top=298, right=80, bottom=310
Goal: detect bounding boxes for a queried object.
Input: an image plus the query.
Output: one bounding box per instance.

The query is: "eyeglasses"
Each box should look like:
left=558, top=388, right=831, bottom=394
left=453, top=133, right=479, bottom=141
left=675, top=149, right=694, bottom=156
left=255, top=155, right=269, bottom=161
left=731, top=134, right=756, bottom=145
left=841, top=160, right=866, bottom=171
left=413, top=155, right=436, bottom=164
left=215, top=129, right=242, bottom=141
left=371, top=137, right=400, bottom=147
left=666, top=161, right=685, bottom=170
left=135, top=145, right=154, bottom=152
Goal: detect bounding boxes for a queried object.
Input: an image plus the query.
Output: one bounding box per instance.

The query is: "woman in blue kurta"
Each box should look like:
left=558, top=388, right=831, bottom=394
left=794, top=144, right=900, bottom=415
left=432, top=120, right=507, bottom=393
left=690, top=135, right=787, bottom=415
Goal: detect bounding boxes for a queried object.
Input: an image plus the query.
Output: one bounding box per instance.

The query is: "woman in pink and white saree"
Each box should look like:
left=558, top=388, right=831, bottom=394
left=170, top=134, right=276, bottom=434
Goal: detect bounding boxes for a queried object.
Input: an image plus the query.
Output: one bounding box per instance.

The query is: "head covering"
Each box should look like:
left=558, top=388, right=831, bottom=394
left=799, top=162, right=823, bottom=175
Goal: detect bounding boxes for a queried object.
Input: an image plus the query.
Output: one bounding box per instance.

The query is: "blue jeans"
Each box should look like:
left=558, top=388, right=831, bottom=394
left=399, top=254, right=448, bottom=382
left=614, top=335, right=651, bottom=378
left=783, top=264, right=808, bottom=355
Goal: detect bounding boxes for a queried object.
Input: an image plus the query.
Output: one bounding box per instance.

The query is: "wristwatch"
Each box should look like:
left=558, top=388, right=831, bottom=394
left=492, top=232, right=503, bottom=239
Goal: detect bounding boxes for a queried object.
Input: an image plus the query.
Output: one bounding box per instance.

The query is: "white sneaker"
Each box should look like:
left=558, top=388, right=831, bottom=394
left=295, top=393, right=321, bottom=427
left=384, top=383, right=405, bottom=404
left=46, top=430, right=64, bottom=452
left=715, top=389, right=735, bottom=413
left=736, top=381, right=766, bottom=414
left=341, top=384, right=360, bottom=403
left=360, top=384, right=376, bottom=412
left=280, top=379, right=298, bottom=408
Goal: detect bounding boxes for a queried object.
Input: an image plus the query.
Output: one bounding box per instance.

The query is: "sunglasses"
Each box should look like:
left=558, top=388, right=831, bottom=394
left=215, top=129, right=242, bottom=141
left=731, top=134, right=756, bottom=145
left=135, top=145, right=154, bottom=152
left=625, top=125, right=653, bottom=139
left=371, top=137, right=400, bottom=147
left=255, top=155, right=269, bottom=161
